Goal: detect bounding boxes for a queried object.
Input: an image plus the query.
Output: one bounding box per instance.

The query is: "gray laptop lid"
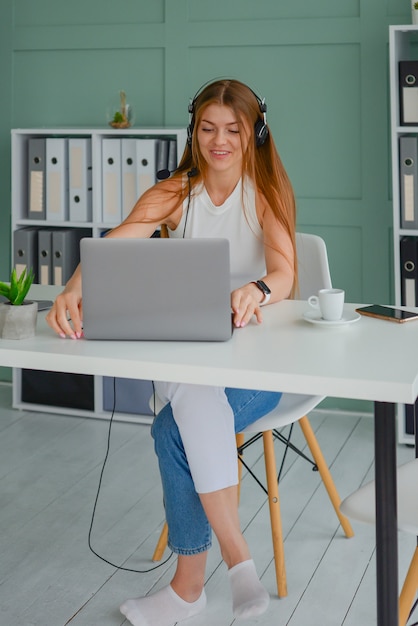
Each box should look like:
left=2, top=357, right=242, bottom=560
left=80, top=237, right=232, bottom=341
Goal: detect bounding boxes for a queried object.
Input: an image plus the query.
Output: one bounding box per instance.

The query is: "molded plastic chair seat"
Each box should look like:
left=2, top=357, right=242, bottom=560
left=341, top=458, right=418, bottom=535
left=241, top=393, right=325, bottom=433
left=340, top=458, right=418, bottom=626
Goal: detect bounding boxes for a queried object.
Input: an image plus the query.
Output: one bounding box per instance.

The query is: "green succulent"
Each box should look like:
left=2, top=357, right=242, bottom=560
left=112, top=111, right=124, bottom=123
left=0, top=268, right=34, bottom=305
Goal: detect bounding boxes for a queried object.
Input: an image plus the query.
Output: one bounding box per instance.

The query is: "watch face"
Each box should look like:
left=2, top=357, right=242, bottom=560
left=257, top=280, right=271, bottom=295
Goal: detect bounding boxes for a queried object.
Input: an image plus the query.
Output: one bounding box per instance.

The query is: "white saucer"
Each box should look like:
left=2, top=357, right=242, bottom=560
left=303, top=309, right=361, bottom=326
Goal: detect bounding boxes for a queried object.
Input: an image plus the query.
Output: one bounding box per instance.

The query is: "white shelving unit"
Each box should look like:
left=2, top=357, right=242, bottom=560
left=389, top=26, right=418, bottom=444
left=10, top=127, right=187, bottom=423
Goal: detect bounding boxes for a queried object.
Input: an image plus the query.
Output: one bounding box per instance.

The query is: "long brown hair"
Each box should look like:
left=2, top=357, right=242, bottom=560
left=172, top=79, right=297, bottom=287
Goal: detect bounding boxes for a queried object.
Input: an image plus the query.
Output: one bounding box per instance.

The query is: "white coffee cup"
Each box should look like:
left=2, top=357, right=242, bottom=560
left=308, top=288, right=345, bottom=321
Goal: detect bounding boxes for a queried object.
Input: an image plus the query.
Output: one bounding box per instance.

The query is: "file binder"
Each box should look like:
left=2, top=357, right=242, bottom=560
left=121, top=138, right=138, bottom=219
left=102, top=377, right=154, bottom=415
left=52, top=229, right=89, bottom=286
left=405, top=404, right=415, bottom=436
left=46, top=138, right=68, bottom=221
left=68, top=138, right=92, bottom=222
left=28, top=138, right=46, bottom=219
left=168, top=139, right=177, bottom=172
left=136, top=139, right=157, bottom=198
left=38, top=229, right=54, bottom=285
left=156, top=139, right=169, bottom=173
left=102, top=138, right=122, bottom=223
left=13, top=228, right=39, bottom=282
left=400, top=236, right=418, bottom=306
left=400, top=61, right=418, bottom=126
left=400, top=136, right=418, bottom=228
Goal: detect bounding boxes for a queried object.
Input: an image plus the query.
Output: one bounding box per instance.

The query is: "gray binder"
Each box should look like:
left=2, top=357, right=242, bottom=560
left=168, top=139, right=177, bottom=172
left=400, top=136, right=418, bottom=229
left=13, top=228, right=39, bottom=283
left=52, top=229, right=89, bottom=286
left=37, top=229, right=53, bottom=285
left=28, top=138, right=46, bottom=219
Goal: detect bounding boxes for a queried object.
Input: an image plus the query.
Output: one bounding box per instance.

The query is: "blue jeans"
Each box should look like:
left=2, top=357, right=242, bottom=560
left=150, top=388, right=282, bottom=555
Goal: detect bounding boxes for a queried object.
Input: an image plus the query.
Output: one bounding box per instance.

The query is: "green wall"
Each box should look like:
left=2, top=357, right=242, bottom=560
left=0, top=0, right=411, bottom=408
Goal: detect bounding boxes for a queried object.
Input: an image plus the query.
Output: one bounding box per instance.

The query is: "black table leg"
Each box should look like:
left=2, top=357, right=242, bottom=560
left=374, top=401, right=398, bottom=626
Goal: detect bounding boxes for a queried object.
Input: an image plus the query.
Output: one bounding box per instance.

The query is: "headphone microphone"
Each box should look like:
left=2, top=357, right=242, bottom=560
left=156, top=167, right=198, bottom=181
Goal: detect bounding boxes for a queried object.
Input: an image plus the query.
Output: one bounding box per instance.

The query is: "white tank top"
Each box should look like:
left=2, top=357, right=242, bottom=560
left=168, top=178, right=266, bottom=290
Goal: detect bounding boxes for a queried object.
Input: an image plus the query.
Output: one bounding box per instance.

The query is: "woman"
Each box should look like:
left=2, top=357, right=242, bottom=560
left=46, top=79, right=296, bottom=626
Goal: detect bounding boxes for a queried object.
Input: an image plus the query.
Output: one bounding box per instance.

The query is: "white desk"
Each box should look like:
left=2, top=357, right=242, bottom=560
left=2, top=291, right=418, bottom=626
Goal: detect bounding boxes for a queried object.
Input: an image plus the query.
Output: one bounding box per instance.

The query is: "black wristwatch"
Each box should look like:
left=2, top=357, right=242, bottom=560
left=252, top=280, right=271, bottom=306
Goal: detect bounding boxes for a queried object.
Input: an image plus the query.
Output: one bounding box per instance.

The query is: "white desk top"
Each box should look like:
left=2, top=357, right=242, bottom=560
left=1, top=286, right=418, bottom=405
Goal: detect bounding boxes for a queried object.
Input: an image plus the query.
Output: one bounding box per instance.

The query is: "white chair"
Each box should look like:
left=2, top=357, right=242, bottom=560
left=151, top=232, right=354, bottom=597
left=341, top=459, right=418, bottom=626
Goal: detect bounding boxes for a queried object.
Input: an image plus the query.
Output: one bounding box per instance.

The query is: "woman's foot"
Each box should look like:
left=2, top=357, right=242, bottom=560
left=228, top=559, right=270, bottom=619
left=119, top=584, right=207, bottom=626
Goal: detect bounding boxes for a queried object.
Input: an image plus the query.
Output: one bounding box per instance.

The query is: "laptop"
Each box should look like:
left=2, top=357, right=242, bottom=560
left=80, top=237, right=233, bottom=341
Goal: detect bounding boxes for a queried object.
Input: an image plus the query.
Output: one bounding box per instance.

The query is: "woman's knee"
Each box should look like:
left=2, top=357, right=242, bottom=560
left=151, top=404, right=181, bottom=455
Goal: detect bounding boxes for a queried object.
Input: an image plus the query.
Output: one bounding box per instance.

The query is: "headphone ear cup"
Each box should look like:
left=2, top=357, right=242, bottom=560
left=254, top=118, right=268, bottom=147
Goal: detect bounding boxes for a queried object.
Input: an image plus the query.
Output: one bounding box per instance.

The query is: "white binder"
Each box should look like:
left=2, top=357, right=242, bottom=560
left=121, top=138, right=138, bottom=219
left=136, top=139, right=157, bottom=198
left=46, top=138, right=68, bottom=221
left=102, top=139, right=122, bottom=223
left=68, top=138, right=92, bottom=222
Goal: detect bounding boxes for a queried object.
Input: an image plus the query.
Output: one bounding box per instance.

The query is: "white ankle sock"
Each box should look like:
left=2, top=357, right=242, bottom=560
left=119, top=584, right=206, bottom=626
left=228, top=559, right=270, bottom=619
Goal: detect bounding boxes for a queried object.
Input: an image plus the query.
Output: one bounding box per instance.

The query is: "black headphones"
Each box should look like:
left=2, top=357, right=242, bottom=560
left=187, top=80, right=268, bottom=148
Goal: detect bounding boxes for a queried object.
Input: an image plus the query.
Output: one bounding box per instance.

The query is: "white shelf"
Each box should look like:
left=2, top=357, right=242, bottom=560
left=389, top=26, right=418, bottom=444
left=10, top=127, right=187, bottom=422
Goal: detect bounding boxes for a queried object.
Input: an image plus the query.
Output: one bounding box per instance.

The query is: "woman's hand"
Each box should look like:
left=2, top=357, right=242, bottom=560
left=45, top=269, right=83, bottom=339
left=231, top=283, right=264, bottom=328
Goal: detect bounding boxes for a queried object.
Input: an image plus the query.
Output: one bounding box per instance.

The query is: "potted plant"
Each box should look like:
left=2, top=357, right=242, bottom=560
left=0, top=268, right=37, bottom=339
left=412, top=1, right=418, bottom=25
left=108, top=90, right=133, bottom=128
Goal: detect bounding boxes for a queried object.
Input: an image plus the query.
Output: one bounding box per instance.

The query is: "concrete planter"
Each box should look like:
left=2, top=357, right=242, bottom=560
left=0, top=301, right=38, bottom=339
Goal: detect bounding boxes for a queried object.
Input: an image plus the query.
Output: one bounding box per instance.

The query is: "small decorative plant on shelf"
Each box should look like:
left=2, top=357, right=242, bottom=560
left=109, top=90, right=132, bottom=129
left=0, top=268, right=37, bottom=339
left=413, top=1, right=418, bottom=24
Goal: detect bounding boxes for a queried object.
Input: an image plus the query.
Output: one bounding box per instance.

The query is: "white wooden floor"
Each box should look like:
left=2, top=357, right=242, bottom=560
left=0, top=381, right=416, bottom=626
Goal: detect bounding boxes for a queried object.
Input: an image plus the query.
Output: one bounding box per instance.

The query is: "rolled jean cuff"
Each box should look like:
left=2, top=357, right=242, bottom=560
left=168, top=539, right=212, bottom=555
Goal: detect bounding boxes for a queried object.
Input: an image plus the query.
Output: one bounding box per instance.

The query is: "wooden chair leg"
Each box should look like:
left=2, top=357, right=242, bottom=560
left=152, top=522, right=169, bottom=561
left=263, top=430, right=287, bottom=597
left=298, top=415, right=354, bottom=538
left=399, top=546, right=418, bottom=626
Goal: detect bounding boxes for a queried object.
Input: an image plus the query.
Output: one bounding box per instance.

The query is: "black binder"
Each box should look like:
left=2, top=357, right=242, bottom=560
left=400, top=236, right=418, bottom=306
left=400, top=61, right=418, bottom=126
